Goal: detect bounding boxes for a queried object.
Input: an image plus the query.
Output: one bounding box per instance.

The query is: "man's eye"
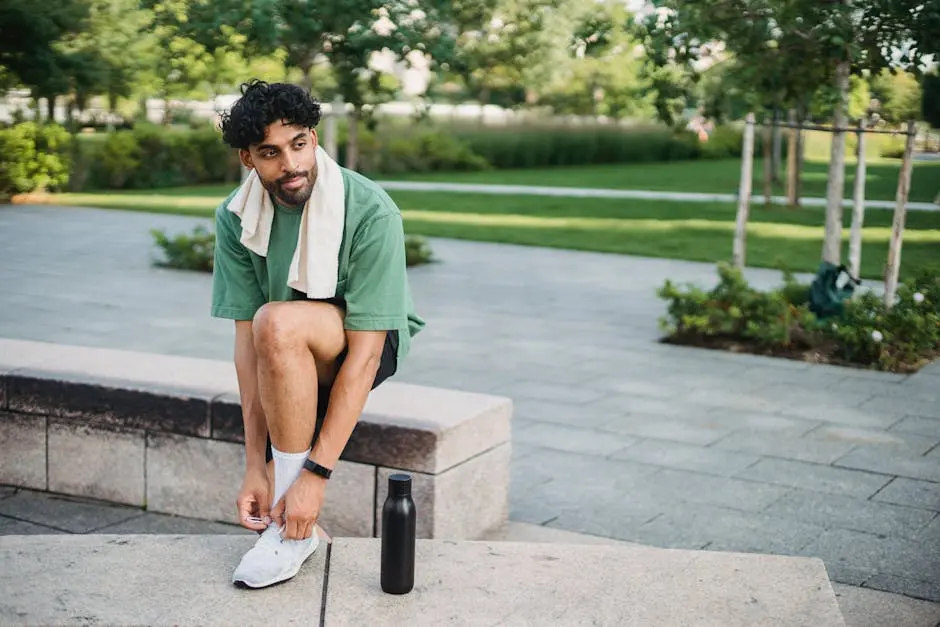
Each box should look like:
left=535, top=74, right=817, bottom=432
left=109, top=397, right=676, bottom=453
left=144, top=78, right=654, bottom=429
left=295, top=142, right=306, bottom=149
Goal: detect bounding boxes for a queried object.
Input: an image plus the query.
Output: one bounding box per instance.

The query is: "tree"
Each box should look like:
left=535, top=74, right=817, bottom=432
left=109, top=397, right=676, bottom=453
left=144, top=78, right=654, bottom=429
left=537, top=0, right=652, bottom=118
left=449, top=0, right=565, bottom=113
left=870, top=69, right=922, bottom=125
left=0, top=0, right=91, bottom=119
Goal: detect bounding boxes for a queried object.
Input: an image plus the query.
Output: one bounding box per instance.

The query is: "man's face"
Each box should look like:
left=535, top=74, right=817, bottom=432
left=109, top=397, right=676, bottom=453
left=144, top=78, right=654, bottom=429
left=240, top=121, right=318, bottom=207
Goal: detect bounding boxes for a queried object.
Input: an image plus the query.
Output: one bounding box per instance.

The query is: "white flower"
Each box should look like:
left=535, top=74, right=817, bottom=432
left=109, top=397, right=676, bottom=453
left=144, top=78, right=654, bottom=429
left=913, top=292, right=925, bottom=303
left=831, top=323, right=838, bottom=331
left=871, top=330, right=883, bottom=343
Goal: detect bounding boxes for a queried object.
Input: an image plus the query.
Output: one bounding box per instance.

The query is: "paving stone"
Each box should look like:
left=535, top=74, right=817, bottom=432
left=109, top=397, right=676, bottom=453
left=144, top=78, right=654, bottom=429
left=600, top=415, right=730, bottom=446
left=511, top=446, right=660, bottom=497
left=491, top=380, right=608, bottom=405
left=764, top=489, right=936, bottom=538
left=684, top=388, right=784, bottom=413
left=700, top=410, right=821, bottom=437
left=625, top=469, right=792, bottom=513
left=511, top=398, right=620, bottom=429
left=863, top=574, right=940, bottom=604
left=735, top=458, right=892, bottom=499
left=0, top=515, right=65, bottom=535
left=799, top=528, right=940, bottom=592
left=832, top=582, right=940, bottom=627
left=807, top=425, right=939, bottom=455
left=545, top=500, right=667, bottom=545
left=710, top=432, right=858, bottom=464
left=0, top=491, right=140, bottom=533
left=591, top=394, right=714, bottom=421
left=93, top=512, right=251, bottom=535
left=611, top=439, right=760, bottom=477
left=872, top=478, right=940, bottom=511
left=890, top=416, right=940, bottom=438
left=778, top=405, right=904, bottom=429
left=514, top=420, right=638, bottom=456
left=833, top=447, right=940, bottom=483
left=861, top=395, right=940, bottom=419
left=638, top=503, right=827, bottom=556
left=0, top=487, right=15, bottom=500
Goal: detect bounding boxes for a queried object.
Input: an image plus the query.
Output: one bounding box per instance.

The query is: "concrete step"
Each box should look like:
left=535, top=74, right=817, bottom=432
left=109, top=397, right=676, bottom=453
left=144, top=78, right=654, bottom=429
left=1, top=534, right=845, bottom=626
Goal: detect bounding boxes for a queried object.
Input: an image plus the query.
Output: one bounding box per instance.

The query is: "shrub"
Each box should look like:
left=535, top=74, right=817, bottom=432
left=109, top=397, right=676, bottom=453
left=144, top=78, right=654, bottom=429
left=879, top=136, right=906, bottom=159
left=150, top=227, right=435, bottom=272
left=658, top=262, right=940, bottom=373
left=405, top=234, right=434, bottom=266
left=372, top=132, right=491, bottom=175
left=150, top=225, right=215, bottom=273
left=73, top=124, right=239, bottom=191
left=451, top=124, right=702, bottom=169
left=0, top=122, right=72, bottom=196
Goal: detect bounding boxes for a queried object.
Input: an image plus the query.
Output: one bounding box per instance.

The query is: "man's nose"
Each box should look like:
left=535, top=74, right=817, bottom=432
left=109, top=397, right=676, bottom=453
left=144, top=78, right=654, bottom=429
left=281, top=151, right=296, bottom=173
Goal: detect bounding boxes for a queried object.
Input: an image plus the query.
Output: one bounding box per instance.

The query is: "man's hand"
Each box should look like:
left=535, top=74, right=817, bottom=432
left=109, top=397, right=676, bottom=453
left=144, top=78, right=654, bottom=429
left=271, top=470, right=326, bottom=540
left=236, top=465, right=272, bottom=531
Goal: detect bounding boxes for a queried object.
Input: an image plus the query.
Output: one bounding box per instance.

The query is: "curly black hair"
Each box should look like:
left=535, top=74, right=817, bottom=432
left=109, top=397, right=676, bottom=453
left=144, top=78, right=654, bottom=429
left=219, top=79, right=322, bottom=149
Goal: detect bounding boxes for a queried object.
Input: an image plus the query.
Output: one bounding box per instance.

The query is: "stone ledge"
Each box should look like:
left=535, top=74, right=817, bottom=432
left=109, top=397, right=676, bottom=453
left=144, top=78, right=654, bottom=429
left=0, top=534, right=846, bottom=626
left=0, top=339, right=513, bottom=539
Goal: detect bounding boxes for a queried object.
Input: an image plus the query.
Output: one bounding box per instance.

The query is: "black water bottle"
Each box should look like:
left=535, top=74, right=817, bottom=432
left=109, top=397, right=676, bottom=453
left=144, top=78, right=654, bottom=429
left=381, top=473, right=416, bottom=594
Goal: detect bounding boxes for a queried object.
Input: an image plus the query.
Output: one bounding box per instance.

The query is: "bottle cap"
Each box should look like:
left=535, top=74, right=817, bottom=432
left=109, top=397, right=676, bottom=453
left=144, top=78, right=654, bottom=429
left=388, top=473, right=412, bottom=497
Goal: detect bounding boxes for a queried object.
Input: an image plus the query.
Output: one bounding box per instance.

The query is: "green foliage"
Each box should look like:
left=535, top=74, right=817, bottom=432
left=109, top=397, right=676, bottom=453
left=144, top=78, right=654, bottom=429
left=870, top=69, right=923, bottom=124
left=370, top=132, right=491, bottom=175
left=0, top=122, right=73, bottom=196
left=699, top=126, right=745, bottom=160
left=150, top=225, right=215, bottom=272
left=658, top=262, right=818, bottom=350
left=149, top=226, right=435, bottom=272
left=820, top=273, right=940, bottom=372
left=452, top=125, right=701, bottom=169
left=879, top=137, right=907, bottom=159
left=658, top=262, right=940, bottom=373
left=72, top=125, right=238, bottom=190
left=404, top=234, right=434, bottom=266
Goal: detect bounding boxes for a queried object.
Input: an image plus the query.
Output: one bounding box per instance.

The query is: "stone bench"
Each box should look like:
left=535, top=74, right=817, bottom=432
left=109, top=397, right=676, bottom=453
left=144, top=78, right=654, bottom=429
left=0, top=534, right=847, bottom=625
left=0, top=339, right=512, bottom=540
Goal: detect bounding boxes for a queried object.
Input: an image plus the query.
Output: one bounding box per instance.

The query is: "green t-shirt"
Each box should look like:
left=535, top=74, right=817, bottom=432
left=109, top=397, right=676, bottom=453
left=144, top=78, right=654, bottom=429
left=210, top=167, right=425, bottom=363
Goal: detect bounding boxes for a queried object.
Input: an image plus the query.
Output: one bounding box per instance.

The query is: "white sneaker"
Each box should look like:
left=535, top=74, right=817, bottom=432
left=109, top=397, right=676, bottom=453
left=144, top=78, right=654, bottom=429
left=232, top=524, right=319, bottom=588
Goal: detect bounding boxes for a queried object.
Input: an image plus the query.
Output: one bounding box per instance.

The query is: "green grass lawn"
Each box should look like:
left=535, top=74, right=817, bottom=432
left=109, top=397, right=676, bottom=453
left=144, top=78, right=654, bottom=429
left=42, top=185, right=940, bottom=281
left=382, top=158, right=940, bottom=204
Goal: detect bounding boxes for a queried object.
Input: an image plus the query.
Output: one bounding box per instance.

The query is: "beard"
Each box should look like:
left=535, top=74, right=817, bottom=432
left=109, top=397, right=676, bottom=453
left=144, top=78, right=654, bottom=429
left=261, top=167, right=316, bottom=208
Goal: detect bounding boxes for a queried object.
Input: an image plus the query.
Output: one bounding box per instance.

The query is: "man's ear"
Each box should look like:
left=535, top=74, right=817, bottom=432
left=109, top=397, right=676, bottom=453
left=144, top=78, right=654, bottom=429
left=309, top=128, right=319, bottom=150
left=238, top=148, right=253, bottom=170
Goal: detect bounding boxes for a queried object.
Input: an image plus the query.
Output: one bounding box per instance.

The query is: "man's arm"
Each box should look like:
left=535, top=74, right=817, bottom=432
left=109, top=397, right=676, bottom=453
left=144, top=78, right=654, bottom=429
left=234, top=320, right=268, bottom=470
left=308, top=330, right=386, bottom=470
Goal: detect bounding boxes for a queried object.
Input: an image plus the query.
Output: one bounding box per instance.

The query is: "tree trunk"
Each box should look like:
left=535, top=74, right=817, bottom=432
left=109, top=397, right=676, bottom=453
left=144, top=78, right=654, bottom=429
left=772, top=109, right=783, bottom=183
left=883, top=120, right=917, bottom=308
left=848, top=119, right=867, bottom=280
left=822, top=61, right=850, bottom=265
left=478, top=87, right=490, bottom=125
left=763, top=117, right=773, bottom=206
left=786, top=109, right=799, bottom=206
left=733, top=113, right=756, bottom=268
left=46, top=96, right=56, bottom=122
left=163, top=96, right=172, bottom=125
left=346, top=106, right=360, bottom=171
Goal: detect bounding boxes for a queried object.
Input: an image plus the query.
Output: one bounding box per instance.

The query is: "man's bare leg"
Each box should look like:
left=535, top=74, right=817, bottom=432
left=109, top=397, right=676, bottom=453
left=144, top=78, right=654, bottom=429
left=253, top=300, right=346, bottom=451
left=252, top=301, right=346, bottom=517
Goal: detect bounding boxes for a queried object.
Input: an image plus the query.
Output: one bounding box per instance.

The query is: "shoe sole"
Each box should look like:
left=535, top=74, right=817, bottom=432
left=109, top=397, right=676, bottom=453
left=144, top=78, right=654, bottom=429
left=233, top=536, right=320, bottom=589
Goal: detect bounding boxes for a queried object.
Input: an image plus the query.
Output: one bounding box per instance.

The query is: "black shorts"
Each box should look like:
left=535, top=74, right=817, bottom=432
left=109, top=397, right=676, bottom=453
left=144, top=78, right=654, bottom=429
left=264, top=330, right=399, bottom=463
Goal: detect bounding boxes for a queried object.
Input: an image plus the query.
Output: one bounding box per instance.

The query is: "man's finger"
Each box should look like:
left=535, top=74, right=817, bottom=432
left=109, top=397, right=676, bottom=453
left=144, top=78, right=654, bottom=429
left=237, top=497, right=266, bottom=530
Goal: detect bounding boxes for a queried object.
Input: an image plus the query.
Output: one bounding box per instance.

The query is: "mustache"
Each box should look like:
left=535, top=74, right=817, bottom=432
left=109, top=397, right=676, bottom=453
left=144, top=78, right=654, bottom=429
left=277, top=171, right=309, bottom=185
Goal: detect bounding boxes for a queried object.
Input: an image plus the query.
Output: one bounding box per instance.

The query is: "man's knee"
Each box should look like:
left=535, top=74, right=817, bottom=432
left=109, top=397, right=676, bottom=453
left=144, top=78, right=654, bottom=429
left=252, top=301, right=345, bottom=358
left=252, top=302, right=304, bottom=355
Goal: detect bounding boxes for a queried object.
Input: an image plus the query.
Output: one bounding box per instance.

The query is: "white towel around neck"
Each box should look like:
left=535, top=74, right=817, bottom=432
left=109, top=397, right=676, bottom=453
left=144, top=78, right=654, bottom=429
left=227, top=145, right=345, bottom=299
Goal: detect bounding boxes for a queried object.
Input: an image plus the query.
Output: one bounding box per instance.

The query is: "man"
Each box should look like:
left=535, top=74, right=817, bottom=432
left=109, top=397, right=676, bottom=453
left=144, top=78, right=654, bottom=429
left=211, top=79, right=424, bottom=588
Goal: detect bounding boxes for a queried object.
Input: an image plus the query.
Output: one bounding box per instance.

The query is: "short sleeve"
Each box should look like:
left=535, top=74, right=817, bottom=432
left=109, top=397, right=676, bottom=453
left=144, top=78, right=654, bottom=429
left=210, top=206, right=265, bottom=320
left=343, top=213, right=410, bottom=331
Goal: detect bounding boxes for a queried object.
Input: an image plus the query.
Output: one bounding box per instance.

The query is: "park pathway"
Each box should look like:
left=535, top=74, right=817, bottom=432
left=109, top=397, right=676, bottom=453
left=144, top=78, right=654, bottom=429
left=0, top=203, right=938, bottom=604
